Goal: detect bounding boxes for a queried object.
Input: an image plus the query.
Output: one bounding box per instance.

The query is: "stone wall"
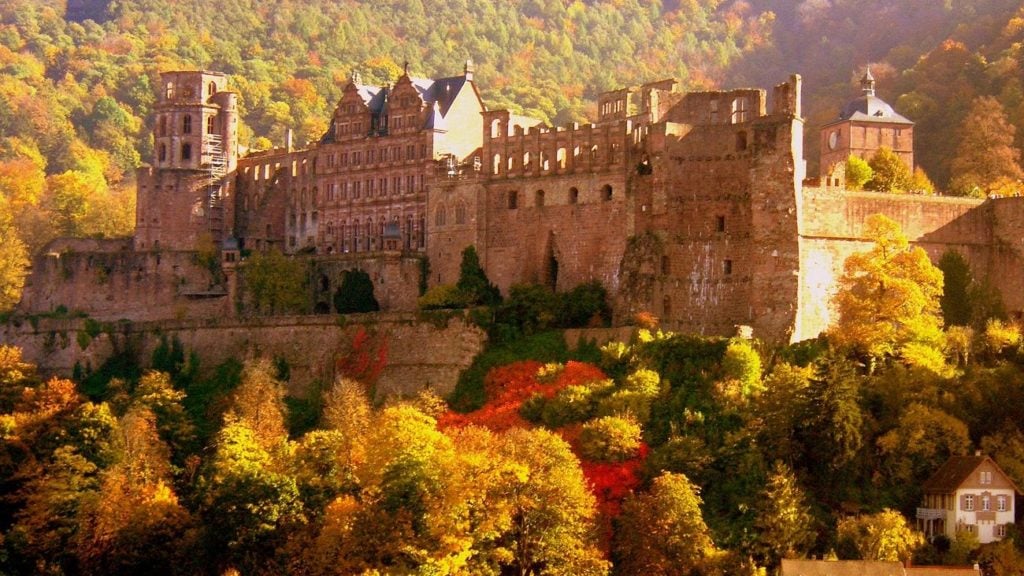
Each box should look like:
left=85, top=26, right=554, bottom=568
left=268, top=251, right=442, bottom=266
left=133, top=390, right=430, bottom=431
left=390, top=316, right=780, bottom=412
left=310, top=253, right=424, bottom=313
left=17, top=238, right=231, bottom=322
left=0, top=313, right=486, bottom=398
left=794, top=188, right=1024, bottom=341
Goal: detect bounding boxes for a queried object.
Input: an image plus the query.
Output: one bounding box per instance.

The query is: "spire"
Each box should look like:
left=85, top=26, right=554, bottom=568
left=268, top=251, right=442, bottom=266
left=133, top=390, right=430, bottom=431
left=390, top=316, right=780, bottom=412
left=464, top=58, right=474, bottom=82
left=860, top=67, right=875, bottom=97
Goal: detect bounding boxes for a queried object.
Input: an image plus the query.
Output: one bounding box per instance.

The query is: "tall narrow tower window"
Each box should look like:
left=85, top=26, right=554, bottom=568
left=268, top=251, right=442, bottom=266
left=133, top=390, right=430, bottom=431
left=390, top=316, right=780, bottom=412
left=158, top=144, right=166, bottom=162
left=207, top=116, right=215, bottom=134
left=182, top=115, right=192, bottom=134
left=181, top=143, right=192, bottom=161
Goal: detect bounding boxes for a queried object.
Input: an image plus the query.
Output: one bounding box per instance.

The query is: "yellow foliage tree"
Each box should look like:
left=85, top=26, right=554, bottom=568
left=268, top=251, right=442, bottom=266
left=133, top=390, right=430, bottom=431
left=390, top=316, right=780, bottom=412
left=831, top=214, right=945, bottom=370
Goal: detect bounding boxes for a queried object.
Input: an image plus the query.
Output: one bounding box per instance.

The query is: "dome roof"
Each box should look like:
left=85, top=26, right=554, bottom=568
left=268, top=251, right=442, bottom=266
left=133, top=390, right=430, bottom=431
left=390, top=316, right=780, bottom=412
left=830, top=67, right=912, bottom=126
left=839, top=94, right=912, bottom=124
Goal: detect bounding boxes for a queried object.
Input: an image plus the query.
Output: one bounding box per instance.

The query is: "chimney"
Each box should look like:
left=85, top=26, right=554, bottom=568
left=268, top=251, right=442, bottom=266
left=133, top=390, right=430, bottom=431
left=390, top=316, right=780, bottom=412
left=464, top=58, right=475, bottom=82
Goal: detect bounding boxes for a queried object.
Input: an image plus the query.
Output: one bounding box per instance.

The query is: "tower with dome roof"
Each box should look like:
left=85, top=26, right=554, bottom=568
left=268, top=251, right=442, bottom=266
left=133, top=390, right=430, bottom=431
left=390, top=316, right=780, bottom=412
left=819, top=68, right=914, bottom=185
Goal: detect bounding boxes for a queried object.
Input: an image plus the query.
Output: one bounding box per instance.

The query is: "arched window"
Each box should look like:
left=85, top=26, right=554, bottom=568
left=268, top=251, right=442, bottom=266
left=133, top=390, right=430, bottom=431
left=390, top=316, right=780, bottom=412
left=569, top=187, right=579, bottom=204
left=312, top=187, right=318, bottom=204
left=435, top=204, right=447, bottom=226
left=663, top=295, right=672, bottom=318
left=405, top=215, right=413, bottom=250
left=208, top=81, right=217, bottom=97
left=490, top=119, right=501, bottom=138
left=493, top=153, right=501, bottom=175
left=181, top=143, right=192, bottom=161
left=590, top=145, right=599, bottom=162
left=535, top=189, right=545, bottom=207
left=455, top=202, right=467, bottom=224
left=182, top=115, right=192, bottom=134
left=206, top=115, right=215, bottom=134
left=601, top=184, right=613, bottom=201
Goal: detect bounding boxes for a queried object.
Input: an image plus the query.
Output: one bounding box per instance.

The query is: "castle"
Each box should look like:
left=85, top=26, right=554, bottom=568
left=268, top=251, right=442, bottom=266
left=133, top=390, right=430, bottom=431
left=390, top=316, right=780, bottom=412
left=14, top=63, right=1024, bottom=343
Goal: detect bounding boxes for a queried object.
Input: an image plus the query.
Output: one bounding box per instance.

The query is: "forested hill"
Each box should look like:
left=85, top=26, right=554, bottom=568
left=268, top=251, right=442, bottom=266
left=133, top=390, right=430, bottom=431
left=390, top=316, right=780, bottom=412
left=4, top=0, right=1024, bottom=303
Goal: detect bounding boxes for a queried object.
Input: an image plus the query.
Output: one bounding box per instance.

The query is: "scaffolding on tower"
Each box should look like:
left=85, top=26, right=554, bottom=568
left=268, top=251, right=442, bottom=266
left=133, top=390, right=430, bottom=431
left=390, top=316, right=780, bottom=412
left=203, top=133, right=228, bottom=243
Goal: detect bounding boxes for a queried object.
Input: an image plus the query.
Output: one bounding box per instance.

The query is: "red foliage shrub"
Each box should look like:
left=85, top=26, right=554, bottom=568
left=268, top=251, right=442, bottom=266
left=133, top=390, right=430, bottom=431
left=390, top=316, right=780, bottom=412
left=336, top=326, right=388, bottom=386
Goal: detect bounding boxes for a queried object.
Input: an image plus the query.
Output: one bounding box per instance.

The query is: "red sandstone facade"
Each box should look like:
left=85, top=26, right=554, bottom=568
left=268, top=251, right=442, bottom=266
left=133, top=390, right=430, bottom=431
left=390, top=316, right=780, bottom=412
left=15, top=64, right=1024, bottom=344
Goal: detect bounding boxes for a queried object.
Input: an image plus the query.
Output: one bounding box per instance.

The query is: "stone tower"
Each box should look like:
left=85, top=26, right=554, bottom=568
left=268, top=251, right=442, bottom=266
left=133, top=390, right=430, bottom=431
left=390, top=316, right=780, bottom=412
left=135, top=71, right=239, bottom=251
left=819, top=68, right=913, bottom=185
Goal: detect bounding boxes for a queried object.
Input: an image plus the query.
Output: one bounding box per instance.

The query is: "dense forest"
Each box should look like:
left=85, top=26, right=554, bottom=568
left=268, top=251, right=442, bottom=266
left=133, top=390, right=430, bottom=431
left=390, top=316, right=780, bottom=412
left=2, top=218, right=1024, bottom=575
left=5, top=1, right=1024, bottom=309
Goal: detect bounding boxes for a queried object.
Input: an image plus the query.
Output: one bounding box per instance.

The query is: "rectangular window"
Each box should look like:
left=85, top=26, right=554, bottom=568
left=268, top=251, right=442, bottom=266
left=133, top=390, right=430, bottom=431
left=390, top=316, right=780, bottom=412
left=353, top=181, right=361, bottom=199
left=407, top=145, right=415, bottom=160
left=981, top=471, right=992, bottom=484
left=341, top=153, right=349, bottom=167
left=983, top=496, right=991, bottom=511
left=965, top=495, right=975, bottom=511
left=998, top=495, right=1008, bottom=512
left=723, top=259, right=733, bottom=275
left=997, top=524, right=1007, bottom=538
left=716, top=215, right=726, bottom=232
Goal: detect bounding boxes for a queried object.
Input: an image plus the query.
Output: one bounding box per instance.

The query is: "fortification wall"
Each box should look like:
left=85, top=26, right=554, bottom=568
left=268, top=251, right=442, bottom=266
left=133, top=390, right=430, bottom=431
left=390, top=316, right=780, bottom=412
left=794, top=188, right=1024, bottom=341
left=310, top=253, right=424, bottom=313
left=0, top=313, right=486, bottom=398
left=482, top=171, right=631, bottom=294
left=17, top=240, right=230, bottom=322
left=620, top=83, right=803, bottom=341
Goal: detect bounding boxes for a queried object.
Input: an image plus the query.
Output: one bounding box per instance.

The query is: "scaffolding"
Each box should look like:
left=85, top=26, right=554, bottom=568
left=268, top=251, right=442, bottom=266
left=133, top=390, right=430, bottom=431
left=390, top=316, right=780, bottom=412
left=203, top=133, right=227, bottom=242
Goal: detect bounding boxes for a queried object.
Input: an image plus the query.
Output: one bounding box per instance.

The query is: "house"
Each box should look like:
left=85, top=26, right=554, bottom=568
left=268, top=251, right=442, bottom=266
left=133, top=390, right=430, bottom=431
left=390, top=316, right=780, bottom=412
left=917, top=453, right=1019, bottom=544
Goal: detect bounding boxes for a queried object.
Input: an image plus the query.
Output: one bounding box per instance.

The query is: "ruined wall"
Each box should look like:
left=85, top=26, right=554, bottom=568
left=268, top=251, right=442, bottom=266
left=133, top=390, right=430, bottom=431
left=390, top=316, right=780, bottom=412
left=619, top=78, right=803, bottom=341
left=793, top=188, right=1019, bottom=341
left=427, top=179, right=486, bottom=286
left=310, top=253, right=424, bottom=313
left=0, top=313, right=486, bottom=398
left=17, top=238, right=231, bottom=322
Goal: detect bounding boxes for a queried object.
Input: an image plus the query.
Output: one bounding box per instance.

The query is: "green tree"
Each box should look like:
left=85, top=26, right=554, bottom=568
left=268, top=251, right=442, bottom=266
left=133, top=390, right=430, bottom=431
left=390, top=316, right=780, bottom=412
left=802, top=354, right=863, bottom=472
left=243, top=249, right=309, bottom=314
left=845, top=154, right=873, bottom=189
left=614, top=471, right=718, bottom=576
left=949, top=96, right=1024, bottom=198
left=836, top=509, right=924, bottom=563
left=456, top=245, right=501, bottom=306
left=939, top=249, right=973, bottom=327
left=751, top=461, right=816, bottom=566
left=333, top=269, right=379, bottom=314
left=831, top=214, right=945, bottom=369
left=865, top=147, right=912, bottom=193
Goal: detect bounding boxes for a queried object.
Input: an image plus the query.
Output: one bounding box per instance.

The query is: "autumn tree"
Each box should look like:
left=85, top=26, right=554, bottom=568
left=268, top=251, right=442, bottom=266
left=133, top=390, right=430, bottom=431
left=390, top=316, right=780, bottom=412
left=0, top=195, right=28, bottom=311
left=949, top=96, right=1024, bottom=197
left=845, top=155, right=873, bottom=189
left=836, top=509, right=924, bottom=563
left=228, top=359, right=288, bottom=450
left=243, top=248, right=309, bottom=315
left=831, top=214, right=945, bottom=369
left=865, top=147, right=912, bottom=193
left=751, top=461, right=816, bottom=566
left=614, top=471, right=718, bottom=576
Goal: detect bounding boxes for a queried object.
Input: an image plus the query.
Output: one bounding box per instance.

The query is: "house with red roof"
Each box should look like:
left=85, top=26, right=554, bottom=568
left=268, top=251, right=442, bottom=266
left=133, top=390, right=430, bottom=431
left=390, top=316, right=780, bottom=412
left=917, top=453, right=1019, bottom=544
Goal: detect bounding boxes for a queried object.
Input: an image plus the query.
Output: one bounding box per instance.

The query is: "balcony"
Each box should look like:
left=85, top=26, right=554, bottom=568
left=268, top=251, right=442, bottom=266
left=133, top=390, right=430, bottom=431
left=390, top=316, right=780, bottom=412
left=917, top=508, right=946, bottom=520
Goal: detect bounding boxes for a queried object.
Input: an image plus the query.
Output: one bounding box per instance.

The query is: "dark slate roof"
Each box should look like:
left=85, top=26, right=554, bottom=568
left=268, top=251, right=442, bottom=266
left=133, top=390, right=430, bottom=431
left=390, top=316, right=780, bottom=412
left=920, top=455, right=1022, bottom=493
left=838, top=94, right=913, bottom=124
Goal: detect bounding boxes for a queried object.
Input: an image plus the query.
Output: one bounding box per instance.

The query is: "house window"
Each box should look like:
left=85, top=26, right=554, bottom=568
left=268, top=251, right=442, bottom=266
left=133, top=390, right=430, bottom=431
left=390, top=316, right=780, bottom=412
left=998, top=495, right=1008, bottom=512
left=982, top=495, right=991, bottom=511
left=981, top=471, right=992, bottom=484
left=965, top=495, right=975, bottom=511
left=997, top=524, right=1007, bottom=538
